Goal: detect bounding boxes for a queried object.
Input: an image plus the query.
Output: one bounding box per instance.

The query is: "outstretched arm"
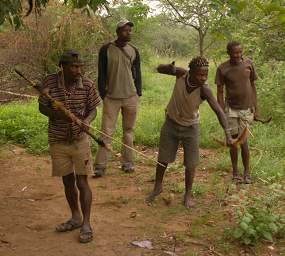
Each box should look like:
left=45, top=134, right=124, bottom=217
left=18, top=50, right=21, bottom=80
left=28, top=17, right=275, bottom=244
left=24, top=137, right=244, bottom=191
left=201, top=86, right=232, bottom=144
left=157, top=61, right=187, bottom=78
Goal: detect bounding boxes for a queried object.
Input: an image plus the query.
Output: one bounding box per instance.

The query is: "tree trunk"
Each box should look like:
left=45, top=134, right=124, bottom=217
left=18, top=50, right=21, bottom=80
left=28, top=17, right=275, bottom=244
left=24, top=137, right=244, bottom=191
left=198, top=30, right=204, bottom=56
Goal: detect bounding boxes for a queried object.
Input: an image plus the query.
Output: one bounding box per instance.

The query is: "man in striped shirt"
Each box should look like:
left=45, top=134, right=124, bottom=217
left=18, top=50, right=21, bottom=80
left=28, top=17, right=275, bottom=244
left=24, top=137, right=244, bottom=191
left=39, top=49, right=100, bottom=243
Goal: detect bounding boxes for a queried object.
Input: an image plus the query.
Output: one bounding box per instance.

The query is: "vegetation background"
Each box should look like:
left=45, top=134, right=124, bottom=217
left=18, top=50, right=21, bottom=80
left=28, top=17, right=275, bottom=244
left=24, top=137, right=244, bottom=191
left=0, top=0, right=284, bottom=254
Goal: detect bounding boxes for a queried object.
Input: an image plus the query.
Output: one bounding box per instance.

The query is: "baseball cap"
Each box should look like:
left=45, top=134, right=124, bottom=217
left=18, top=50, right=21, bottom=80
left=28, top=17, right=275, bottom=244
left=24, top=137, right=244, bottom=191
left=116, top=20, right=134, bottom=31
left=58, top=49, right=84, bottom=66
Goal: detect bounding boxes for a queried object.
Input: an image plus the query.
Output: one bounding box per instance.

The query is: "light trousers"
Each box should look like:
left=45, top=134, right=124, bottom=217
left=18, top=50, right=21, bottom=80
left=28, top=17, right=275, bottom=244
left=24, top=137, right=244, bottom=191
left=95, top=95, right=139, bottom=168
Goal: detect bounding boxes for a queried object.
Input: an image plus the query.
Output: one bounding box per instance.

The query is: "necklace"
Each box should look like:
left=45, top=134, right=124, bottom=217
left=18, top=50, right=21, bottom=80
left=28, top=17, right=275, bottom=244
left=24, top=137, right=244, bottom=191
left=185, top=74, right=199, bottom=94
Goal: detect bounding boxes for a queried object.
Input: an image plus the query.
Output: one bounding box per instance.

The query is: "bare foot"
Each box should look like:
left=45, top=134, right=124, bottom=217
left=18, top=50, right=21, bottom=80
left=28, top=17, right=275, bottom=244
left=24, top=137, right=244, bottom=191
left=183, top=194, right=195, bottom=209
left=145, top=188, right=162, bottom=204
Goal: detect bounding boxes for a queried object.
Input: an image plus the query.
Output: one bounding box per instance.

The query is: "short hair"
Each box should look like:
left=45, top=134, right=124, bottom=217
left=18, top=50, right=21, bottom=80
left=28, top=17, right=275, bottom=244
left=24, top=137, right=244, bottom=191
left=188, top=56, right=209, bottom=71
left=227, top=41, right=241, bottom=52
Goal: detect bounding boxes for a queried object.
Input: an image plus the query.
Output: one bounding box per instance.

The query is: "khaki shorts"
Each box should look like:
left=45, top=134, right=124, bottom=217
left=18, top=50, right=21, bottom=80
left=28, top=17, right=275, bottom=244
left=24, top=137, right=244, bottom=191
left=226, top=107, right=254, bottom=136
left=158, top=117, right=199, bottom=168
left=49, top=135, right=93, bottom=177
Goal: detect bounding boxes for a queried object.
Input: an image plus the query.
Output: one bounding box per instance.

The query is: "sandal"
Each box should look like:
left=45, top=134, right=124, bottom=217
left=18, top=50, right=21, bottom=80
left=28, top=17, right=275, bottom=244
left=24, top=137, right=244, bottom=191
left=244, top=176, right=252, bottom=184
left=56, top=219, right=82, bottom=232
left=79, top=228, right=93, bottom=243
left=93, top=167, right=106, bottom=178
left=232, top=175, right=242, bottom=183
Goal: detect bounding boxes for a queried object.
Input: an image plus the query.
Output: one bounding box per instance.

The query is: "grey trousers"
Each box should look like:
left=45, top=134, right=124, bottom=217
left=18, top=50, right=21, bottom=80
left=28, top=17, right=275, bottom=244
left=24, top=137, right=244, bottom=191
left=95, top=95, right=139, bottom=168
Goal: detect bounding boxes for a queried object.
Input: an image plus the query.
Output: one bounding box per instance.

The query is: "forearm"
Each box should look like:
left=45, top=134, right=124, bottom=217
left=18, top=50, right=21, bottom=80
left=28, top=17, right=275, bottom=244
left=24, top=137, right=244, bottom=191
left=157, top=63, right=176, bottom=75
left=84, top=108, right=97, bottom=124
left=39, top=104, right=57, bottom=119
left=217, top=85, right=225, bottom=110
left=157, top=63, right=187, bottom=77
left=215, top=108, right=232, bottom=140
left=215, top=107, right=228, bottom=130
left=203, top=86, right=230, bottom=138
left=39, top=103, right=70, bottom=121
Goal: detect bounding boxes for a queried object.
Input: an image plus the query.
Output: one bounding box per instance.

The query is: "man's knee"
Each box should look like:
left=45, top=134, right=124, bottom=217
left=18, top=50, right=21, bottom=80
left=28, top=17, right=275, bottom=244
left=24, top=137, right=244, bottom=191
left=157, top=162, right=168, bottom=171
left=241, top=140, right=249, bottom=149
left=76, top=175, right=89, bottom=190
left=123, top=127, right=134, bottom=136
left=185, top=166, right=196, bottom=172
left=62, top=173, right=75, bottom=187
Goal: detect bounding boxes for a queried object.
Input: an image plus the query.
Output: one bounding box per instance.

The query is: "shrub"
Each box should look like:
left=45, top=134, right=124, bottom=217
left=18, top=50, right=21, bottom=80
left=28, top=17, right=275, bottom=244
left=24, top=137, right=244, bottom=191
left=227, top=184, right=285, bottom=245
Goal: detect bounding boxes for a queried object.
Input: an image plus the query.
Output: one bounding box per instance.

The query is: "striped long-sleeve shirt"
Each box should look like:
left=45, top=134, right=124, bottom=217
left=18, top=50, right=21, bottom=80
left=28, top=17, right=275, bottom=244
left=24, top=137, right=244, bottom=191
left=39, top=73, right=101, bottom=144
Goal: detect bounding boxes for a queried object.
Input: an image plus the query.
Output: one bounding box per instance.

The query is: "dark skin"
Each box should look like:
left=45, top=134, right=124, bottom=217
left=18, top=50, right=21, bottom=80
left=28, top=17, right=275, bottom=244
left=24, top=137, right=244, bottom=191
left=39, top=63, right=96, bottom=237
left=147, top=64, right=232, bottom=208
left=217, top=45, right=258, bottom=182
left=115, top=24, right=132, bottom=47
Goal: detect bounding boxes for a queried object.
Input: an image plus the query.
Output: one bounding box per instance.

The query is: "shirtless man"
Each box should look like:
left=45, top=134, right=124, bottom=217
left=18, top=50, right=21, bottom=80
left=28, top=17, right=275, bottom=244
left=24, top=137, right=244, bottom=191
left=215, top=41, right=258, bottom=184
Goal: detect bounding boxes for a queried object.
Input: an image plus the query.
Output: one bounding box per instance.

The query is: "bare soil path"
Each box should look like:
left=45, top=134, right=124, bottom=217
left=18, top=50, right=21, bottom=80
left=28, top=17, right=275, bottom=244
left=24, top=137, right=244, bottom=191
left=0, top=145, right=284, bottom=256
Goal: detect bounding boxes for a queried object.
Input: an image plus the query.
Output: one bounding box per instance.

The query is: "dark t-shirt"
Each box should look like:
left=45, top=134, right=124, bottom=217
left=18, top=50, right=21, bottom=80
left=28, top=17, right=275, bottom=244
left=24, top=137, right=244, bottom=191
left=215, top=58, right=257, bottom=109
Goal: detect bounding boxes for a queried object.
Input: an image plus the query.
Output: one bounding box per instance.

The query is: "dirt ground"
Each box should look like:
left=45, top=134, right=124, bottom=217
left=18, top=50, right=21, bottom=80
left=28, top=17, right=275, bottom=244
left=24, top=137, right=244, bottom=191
left=0, top=145, right=284, bottom=256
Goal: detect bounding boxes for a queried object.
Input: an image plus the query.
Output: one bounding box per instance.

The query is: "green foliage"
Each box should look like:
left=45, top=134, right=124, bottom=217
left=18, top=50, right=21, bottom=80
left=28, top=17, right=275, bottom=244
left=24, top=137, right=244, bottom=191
left=211, top=0, right=285, bottom=61
left=256, top=61, right=285, bottom=122
left=43, top=8, right=106, bottom=75
left=0, top=0, right=23, bottom=29
left=0, top=102, right=48, bottom=154
left=227, top=185, right=285, bottom=245
left=0, top=0, right=107, bottom=30
left=159, top=0, right=226, bottom=56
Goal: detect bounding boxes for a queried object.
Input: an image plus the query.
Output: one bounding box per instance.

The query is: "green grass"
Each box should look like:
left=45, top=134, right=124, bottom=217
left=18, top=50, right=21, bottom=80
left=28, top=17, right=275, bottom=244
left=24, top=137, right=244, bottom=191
left=0, top=57, right=284, bottom=183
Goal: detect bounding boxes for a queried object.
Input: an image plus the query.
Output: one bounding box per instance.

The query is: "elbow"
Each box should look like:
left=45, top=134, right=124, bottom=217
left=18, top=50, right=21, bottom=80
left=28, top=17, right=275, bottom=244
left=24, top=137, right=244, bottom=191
left=156, top=65, right=164, bottom=73
left=39, top=104, right=44, bottom=115
left=157, top=64, right=173, bottom=74
left=39, top=104, right=49, bottom=117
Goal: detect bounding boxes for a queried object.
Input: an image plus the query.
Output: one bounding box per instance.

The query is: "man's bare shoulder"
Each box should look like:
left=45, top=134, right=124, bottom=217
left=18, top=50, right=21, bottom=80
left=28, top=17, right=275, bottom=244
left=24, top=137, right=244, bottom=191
left=200, top=84, right=213, bottom=100
left=218, top=59, right=231, bottom=70
left=201, top=84, right=212, bottom=93
left=243, top=58, right=254, bottom=65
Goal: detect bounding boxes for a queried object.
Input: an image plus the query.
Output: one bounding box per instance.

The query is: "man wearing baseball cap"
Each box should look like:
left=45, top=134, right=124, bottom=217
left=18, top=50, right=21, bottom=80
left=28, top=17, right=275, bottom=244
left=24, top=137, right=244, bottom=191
left=38, top=49, right=100, bottom=243
left=94, top=20, right=142, bottom=177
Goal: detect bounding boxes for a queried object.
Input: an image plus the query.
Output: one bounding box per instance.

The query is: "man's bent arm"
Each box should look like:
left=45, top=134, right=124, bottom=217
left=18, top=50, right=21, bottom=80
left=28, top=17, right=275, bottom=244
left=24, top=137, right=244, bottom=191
left=217, top=84, right=225, bottom=111
left=157, top=62, right=187, bottom=78
left=84, top=108, right=97, bottom=124
left=39, top=103, right=69, bottom=121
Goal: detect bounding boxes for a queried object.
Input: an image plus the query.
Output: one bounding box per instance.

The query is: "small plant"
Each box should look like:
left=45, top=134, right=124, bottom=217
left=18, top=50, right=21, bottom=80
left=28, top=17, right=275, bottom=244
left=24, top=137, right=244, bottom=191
left=192, top=183, right=206, bottom=197
left=170, top=182, right=184, bottom=194
left=227, top=184, right=285, bottom=245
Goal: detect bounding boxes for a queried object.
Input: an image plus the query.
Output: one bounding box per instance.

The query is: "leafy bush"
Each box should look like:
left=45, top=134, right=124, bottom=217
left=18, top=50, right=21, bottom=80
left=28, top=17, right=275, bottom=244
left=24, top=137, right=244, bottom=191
left=227, top=184, right=285, bottom=245
left=256, top=61, right=285, bottom=124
